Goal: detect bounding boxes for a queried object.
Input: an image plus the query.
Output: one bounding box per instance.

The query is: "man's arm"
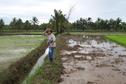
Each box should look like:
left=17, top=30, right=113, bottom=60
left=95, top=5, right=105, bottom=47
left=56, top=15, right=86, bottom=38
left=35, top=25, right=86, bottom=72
left=43, top=30, right=48, bottom=36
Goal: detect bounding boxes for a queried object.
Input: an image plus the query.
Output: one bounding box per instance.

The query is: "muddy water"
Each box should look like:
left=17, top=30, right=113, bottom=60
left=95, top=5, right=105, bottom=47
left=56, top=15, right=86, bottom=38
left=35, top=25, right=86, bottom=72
left=59, top=36, right=126, bottom=84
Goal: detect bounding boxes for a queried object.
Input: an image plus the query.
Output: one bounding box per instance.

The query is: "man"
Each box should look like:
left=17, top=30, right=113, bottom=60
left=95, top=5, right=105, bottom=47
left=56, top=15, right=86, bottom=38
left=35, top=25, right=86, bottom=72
left=44, top=28, right=56, bottom=62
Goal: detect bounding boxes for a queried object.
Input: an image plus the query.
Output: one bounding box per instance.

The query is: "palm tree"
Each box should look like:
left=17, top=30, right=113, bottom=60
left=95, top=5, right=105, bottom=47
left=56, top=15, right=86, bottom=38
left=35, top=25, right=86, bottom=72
left=115, top=18, right=122, bottom=31
left=10, top=17, right=17, bottom=29
left=50, top=9, right=67, bottom=34
left=121, top=22, right=126, bottom=31
left=31, top=17, right=39, bottom=30
left=95, top=18, right=101, bottom=30
left=32, top=17, right=39, bottom=25
left=16, top=18, right=23, bottom=30
left=24, top=20, right=31, bottom=30
left=0, top=19, right=4, bottom=29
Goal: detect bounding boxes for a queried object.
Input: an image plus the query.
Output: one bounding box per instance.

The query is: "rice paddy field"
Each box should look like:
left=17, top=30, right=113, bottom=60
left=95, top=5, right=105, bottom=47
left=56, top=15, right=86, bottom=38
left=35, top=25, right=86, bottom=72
left=22, top=34, right=126, bottom=84
left=1, top=33, right=126, bottom=84
left=0, top=35, right=45, bottom=72
left=106, top=35, right=126, bottom=47
left=58, top=34, right=126, bottom=84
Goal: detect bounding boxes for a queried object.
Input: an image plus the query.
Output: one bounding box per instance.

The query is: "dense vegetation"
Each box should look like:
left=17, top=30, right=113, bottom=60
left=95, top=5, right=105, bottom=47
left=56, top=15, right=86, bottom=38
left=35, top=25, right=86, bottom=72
left=106, top=35, right=126, bottom=47
left=0, top=10, right=126, bottom=34
left=73, top=17, right=126, bottom=32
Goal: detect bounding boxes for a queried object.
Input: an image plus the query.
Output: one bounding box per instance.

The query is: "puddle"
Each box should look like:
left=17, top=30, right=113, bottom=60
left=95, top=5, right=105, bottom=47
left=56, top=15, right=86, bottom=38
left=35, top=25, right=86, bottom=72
left=59, top=35, right=126, bottom=84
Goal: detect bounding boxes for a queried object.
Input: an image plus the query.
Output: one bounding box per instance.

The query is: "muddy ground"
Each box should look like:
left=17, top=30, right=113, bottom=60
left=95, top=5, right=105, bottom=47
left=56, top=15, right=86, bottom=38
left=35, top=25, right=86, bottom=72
left=59, top=35, right=126, bottom=84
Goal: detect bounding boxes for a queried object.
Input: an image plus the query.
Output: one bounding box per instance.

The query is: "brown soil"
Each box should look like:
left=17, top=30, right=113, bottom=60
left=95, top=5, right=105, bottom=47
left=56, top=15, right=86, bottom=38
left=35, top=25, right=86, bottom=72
left=59, top=35, right=126, bottom=84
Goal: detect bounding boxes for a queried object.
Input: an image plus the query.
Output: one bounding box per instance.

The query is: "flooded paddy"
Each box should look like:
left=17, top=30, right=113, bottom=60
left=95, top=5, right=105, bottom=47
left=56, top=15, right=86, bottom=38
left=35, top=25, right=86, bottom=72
left=0, top=35, right=45, bottom=72
left=59, top=35, right=126, bottom=84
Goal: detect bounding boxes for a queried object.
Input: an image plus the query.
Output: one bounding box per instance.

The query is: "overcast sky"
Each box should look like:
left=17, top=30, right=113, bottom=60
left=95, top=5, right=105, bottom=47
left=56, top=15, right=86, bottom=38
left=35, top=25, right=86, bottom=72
left=0, top=0, right=126, bottom=24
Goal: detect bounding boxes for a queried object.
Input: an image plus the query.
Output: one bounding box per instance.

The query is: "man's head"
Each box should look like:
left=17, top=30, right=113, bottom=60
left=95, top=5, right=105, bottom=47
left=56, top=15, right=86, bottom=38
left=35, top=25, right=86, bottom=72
left=45, top=28, right=53, bottom=35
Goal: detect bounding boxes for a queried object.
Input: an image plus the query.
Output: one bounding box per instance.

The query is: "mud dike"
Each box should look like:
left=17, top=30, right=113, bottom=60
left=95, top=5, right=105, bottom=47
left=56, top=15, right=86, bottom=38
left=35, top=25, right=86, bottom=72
left=59, top=35, right=126, bottom=84
left=22, top=48, right=49, bottom=84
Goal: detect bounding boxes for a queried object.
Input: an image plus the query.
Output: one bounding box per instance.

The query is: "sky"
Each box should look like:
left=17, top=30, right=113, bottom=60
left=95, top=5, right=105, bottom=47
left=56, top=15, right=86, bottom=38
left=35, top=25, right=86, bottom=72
left=0, top=0, right=126, bottom=24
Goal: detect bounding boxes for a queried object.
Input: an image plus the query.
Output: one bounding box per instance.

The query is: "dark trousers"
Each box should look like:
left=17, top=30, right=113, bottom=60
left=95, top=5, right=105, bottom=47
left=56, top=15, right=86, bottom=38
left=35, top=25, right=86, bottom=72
left=48, top=47, right=55, bottom=62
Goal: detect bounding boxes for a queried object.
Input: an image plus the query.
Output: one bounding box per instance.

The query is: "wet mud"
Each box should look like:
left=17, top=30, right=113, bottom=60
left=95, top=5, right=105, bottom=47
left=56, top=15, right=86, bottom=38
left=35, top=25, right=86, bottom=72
left=59, top=35, right=126, bottom=84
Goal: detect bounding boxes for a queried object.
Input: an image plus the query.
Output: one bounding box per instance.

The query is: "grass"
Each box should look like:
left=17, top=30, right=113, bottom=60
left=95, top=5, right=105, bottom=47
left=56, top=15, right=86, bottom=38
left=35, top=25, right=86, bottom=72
left=22, top=35, right=63, bottom=84
left=70, top=32, right=126, bottom=35
left=105, top=35, right=126, bottom=47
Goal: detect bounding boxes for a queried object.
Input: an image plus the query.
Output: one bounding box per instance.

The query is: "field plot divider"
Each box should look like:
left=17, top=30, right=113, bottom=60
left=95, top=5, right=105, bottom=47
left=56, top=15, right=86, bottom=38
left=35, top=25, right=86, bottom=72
left=22, top=47, right=49, bottom=84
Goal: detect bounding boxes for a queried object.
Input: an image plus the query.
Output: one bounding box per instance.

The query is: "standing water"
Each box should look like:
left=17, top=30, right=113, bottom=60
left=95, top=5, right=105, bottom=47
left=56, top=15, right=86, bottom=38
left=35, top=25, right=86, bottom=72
left=60, top=35, right=126, bottom=84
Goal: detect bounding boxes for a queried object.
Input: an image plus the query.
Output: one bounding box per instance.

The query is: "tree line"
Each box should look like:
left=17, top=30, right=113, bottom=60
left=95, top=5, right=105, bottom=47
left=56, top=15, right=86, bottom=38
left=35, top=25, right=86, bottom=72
left=72, top=17, right=126, bottom=32
left=0, top=10, right=126, bottom=33
left=0, top=17, right=43, bottom=31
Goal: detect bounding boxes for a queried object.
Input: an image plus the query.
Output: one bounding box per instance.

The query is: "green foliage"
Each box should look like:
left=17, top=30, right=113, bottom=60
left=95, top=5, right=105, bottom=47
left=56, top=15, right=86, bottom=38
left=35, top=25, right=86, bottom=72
left=24, top=20, right=32, bottom=30
left=8, top=17, right=40, bottom=31
left=0, top=12, right=126, bottom=33
left=73, top=17, right=126, bottom=32
left=31, top=17, right=39, bottom=30
left=105, top=35, right=126, bottom=47
left=0, top=19, right=4, bottom=29
left=50, top=9, right=68, bottom=34
left=32, top=17, right=39, bottom=26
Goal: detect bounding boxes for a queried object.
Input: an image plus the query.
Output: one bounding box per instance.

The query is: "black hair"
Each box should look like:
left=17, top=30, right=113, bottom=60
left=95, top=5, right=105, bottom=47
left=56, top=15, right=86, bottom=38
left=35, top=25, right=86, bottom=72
left=46, top=28, right=53, bottom=33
